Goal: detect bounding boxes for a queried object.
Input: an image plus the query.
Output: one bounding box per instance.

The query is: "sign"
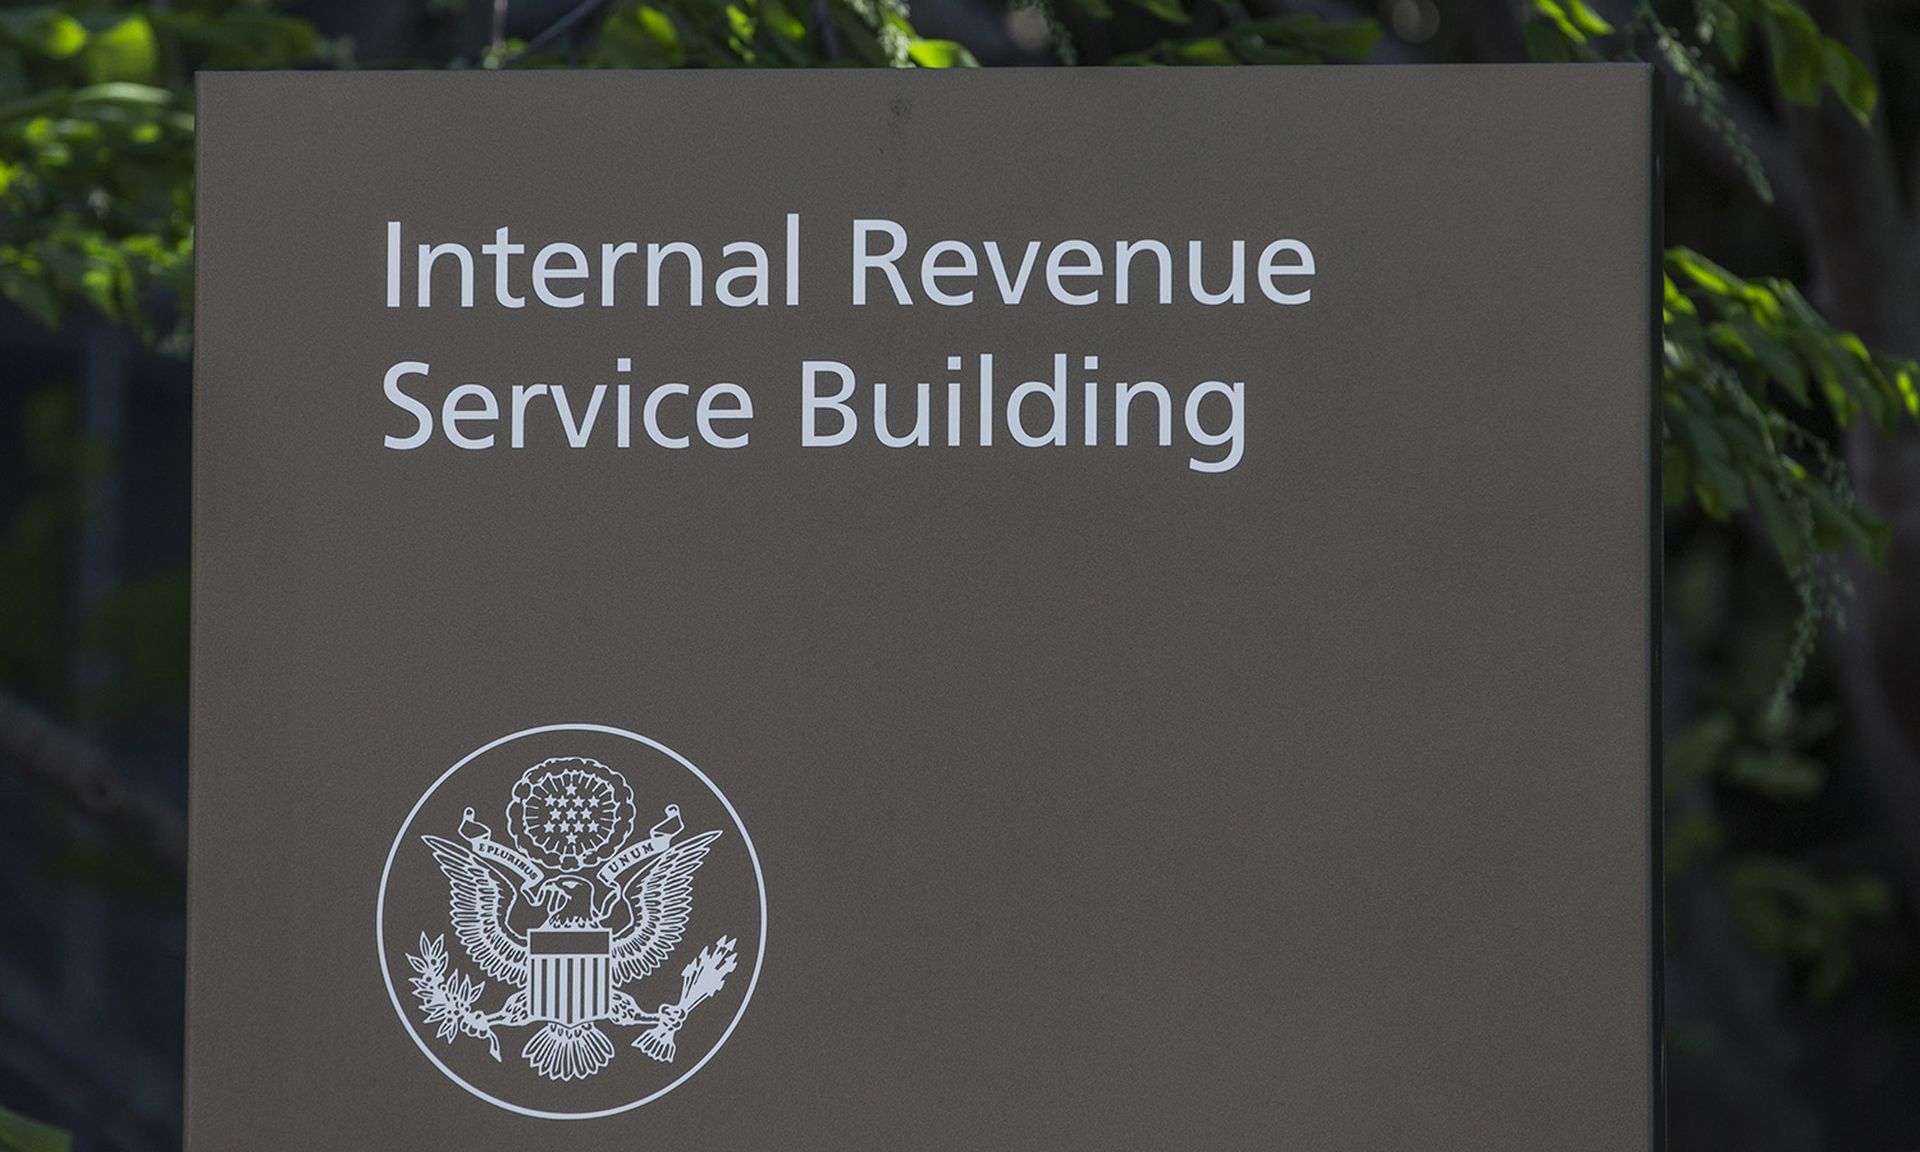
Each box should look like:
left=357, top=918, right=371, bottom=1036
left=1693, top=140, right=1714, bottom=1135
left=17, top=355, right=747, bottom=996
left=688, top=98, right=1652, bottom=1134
left=189, top=67, right=1660, bottom=1149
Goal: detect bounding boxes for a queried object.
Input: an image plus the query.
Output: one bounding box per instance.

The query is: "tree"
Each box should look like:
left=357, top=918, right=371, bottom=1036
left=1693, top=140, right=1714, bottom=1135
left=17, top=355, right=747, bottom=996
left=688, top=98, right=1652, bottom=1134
left=2, top=1, right=1917, bottom=1149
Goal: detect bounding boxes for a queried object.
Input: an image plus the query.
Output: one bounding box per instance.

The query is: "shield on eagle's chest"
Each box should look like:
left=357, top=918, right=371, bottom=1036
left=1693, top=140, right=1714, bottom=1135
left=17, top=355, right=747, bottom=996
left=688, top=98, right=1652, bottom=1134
left=527, top=928, right=613, bottom=1025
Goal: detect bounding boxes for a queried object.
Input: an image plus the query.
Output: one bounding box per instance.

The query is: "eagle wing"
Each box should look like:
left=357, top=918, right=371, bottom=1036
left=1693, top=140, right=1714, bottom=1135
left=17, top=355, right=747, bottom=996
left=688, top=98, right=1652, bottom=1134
left=610, top=830, right=723, bottom=986
left=421, top=834, right=528, bottom=984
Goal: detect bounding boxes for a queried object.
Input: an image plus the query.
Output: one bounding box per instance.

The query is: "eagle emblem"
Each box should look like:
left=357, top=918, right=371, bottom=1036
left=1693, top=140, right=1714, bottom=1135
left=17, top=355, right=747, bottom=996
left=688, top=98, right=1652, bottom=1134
left=403, top=756, right=739, bottom=1082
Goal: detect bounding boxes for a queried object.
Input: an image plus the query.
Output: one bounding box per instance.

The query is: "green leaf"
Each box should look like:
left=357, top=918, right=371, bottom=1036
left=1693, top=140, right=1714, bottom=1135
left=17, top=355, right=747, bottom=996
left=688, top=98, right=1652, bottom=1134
left=908, top=39, right=977, bottom=67
left=1564, top=0, right=1613, bottom=36
left=639, top=5, right=686, bottom=59
left=1299, top=17, right=1378, bottom=63
left=1664, top=813, right=1722, bottom=877
left=1532, top=0, right=1579, bottom=39
left=1710, top=315, right=1809, bottom=405
left=1663, top=275, right=1697, bottom=317
left=1161, top=14, right=1381, bottom=66
left=1530, top=0, right=1609, bottom=47
left=1696, top=0, right=1748, bottom=67
left=1725, top=750, right=1825, bottom=798
left=1662, top=440, right=1692, bottom=507
left=148, top=9, right=318, bottom=70
left=68, top=81, right=172, bottom=108
left=1751, top=481, right=1808, bottom=572
left=1668, top=247, right=1750, bottom=298
left=758, top=0, right=807, bottom=42
left=1830, top=332, right=1893, bottom=429
left=1171, top=38, right=1236, bottom=64
left=1122, top=0, right=1191, bottom=26
left=1727, top=856, right=1891, bottom=1000
left=82, top=15, right=159, bottom=85
left=1229, top=37, right=1317, bottom=66
left=1523, top=19, right=1588, bottom=63
left=0, top=1103, right=71, bottom=1152
left=1764, top=2, right=1827, bottom=106
left=595, top=4, right=687, bottom=67
left=0, top=260, right=61, bottom=326
left=1821, top=36, right=1877, bottom=124
left=1848, top=875, right=1896, bottom=919
left=1676, top=407, right=1750, bottom=514
left=1666, top=713, right=1737, bottom=790
left=1889, top=358, right=1920, bottom=417
left=0, top=8, right=88, bottom=60
left=1804, top=482, right=1889, bottom=563
left=827, top=5, right=896, bottom=66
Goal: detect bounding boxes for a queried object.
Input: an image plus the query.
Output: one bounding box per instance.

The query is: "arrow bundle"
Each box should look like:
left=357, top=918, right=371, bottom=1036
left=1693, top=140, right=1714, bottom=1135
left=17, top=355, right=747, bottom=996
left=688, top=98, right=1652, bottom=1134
left=634, top=936, right=740, bottom=1063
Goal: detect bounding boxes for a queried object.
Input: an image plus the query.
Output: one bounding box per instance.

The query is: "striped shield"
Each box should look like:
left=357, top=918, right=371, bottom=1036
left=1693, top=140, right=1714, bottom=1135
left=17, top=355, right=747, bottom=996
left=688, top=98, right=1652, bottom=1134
left=526, top=928, right=613, bottom=1025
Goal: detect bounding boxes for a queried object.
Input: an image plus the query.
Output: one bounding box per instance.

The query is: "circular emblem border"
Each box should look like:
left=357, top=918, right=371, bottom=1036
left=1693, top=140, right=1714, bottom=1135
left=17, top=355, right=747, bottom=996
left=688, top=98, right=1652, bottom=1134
left=374, top=723, right=768, bottom=1120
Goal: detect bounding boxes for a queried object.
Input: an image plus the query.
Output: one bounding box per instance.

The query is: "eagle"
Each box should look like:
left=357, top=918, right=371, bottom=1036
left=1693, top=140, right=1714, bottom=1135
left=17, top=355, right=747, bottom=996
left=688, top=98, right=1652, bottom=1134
left=420, top=823, right=722, bottom=1081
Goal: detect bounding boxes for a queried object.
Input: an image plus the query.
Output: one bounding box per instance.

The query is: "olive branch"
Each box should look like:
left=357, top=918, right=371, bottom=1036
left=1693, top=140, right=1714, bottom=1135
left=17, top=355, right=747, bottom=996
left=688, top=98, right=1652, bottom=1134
left=407, top=933, right=502, bottom=1061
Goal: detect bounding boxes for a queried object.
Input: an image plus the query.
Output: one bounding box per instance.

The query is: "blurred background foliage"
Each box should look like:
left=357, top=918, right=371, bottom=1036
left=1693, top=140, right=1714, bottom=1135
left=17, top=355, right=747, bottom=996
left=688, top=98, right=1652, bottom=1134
left=2, top=0, right=1920, bottom=1150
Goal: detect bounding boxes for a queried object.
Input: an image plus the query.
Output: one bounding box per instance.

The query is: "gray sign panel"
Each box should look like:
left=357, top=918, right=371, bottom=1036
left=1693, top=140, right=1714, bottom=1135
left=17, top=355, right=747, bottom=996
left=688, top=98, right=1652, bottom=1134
left=190, top=67, right=1658, bottom=1151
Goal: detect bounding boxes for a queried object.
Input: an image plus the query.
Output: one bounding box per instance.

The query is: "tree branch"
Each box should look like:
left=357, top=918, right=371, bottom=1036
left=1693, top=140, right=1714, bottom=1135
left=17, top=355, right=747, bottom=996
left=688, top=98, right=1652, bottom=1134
left=0, top=692, right=185, bottom=879
left=1776, top=0, right=1920, bottom=907
left=1580, top=0, right=1811, bottom=249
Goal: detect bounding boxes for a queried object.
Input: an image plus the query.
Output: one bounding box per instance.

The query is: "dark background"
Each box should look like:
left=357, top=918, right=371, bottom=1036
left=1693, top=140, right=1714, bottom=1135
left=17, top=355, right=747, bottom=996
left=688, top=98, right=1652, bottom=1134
left=2, top=2, right=1919, bottom=1151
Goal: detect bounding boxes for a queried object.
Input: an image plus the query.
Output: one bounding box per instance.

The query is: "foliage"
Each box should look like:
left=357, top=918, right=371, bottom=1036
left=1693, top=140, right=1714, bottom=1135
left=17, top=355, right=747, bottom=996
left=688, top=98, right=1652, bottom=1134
left=1658, top=240, right=1918, bottom=990
left=1521, top=4, right=1908, bottom=1001
left=0, top=1103, right=69, bottom=1152
left=1525, top=4, right=1917, bottom=998
left=0, top=0, right=1912, bottom=1058
left=1664, top=250, right=1914, bottom=562
left=514, top=0, right=976, bottom=71
left=1695, top=0, right=1878, bottom=122
left=1529, top=0, right=1876, bottom=210
left=1109, top=12, right=1376, bottom=66
left=1524, top=0, right=1616, bottom=62
left=0, top=0, right=976, bottom=342
left=1731, top=854, right=1894, bottom=999
left=1528, top=0, right=1879, bottom=133
left=1648, top=8, right=1774, bottom=200
left=0, top=3, right=317, bottom=342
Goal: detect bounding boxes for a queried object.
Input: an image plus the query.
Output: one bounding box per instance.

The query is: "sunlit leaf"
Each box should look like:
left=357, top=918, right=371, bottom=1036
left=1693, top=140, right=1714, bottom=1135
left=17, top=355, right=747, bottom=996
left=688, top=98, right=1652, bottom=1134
left=0, top=8, right=88, bottom=60
left=82, top=15, right=159, bottom=85
left=908, top=39, right=977, bottom=67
